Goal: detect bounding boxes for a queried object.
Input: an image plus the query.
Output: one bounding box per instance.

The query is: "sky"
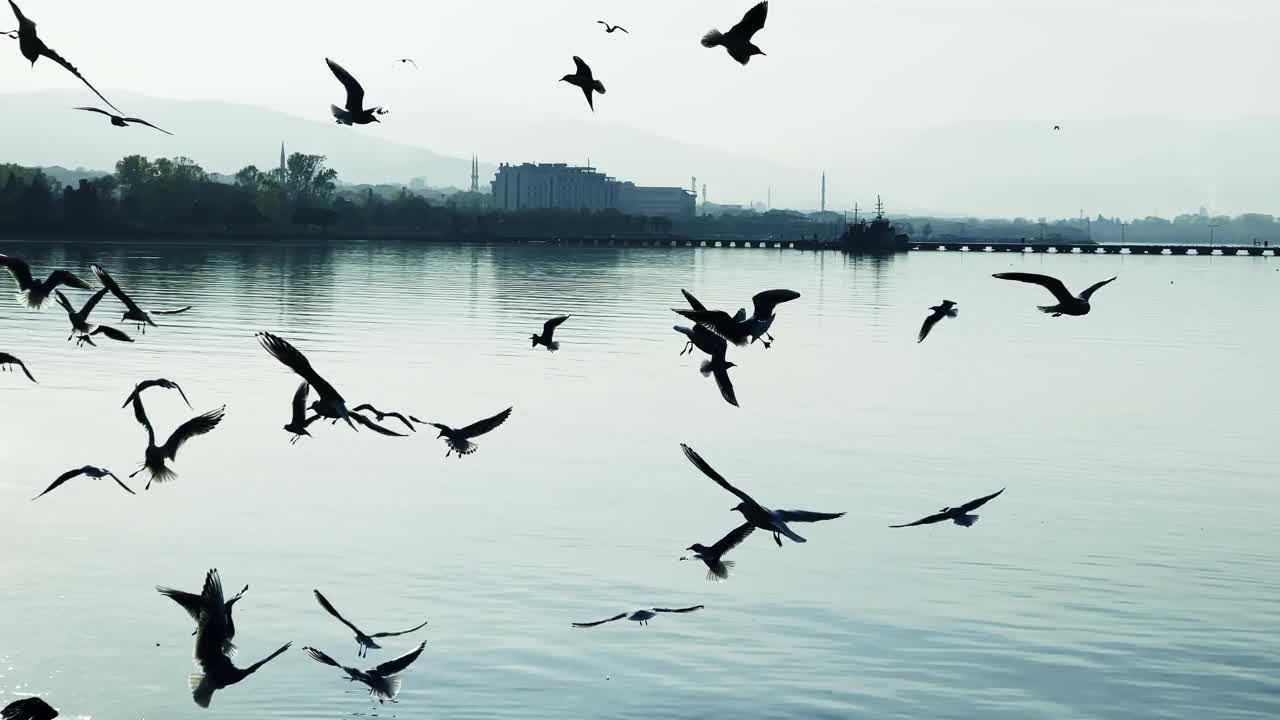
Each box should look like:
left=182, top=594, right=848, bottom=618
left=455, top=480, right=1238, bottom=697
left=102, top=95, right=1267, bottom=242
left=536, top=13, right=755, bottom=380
left=4, top=0, right=1279, bottom=217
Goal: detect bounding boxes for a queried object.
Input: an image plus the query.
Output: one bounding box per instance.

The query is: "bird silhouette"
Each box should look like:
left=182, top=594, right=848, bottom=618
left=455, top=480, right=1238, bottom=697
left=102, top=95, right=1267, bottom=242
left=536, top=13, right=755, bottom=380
left=351, top=404, right=418, bottom=433
left=0, top=254, right=91, bottom=309
left=396, top=58, right=418, bottom=68
left=673, top=324, right=738, bottom=407
left=303, top=641, right=427, bottom=704
left=597, top=20, right=629, bottom=34
left=890, top=488, right=1005, bottom=528
left=128, top=394, right=225, bottom=489
left=188, top=569, right=290, bottom=708
left=682, top=523, right=754, bottom=581
left=681, top=443, right=843, bottom=546
left=993, top=272, right=1116, bottom=316
left=0, top=352, right=36, bottom=382
left=2, top=697, right=58, bottom=720
left=674, top=288, right=799, bottom=348
left=918, top=300, right=958, bottom=343
left=531, top=314, right=570, bottom=351
left=573, top=605, right=704, bottom=628
left=282, top=382, right=318, bottom=444
left=157, top=572, right=249, bottom=655
left=75, top=107, right=172, bottom=135
left=92, top=263, right=192, bottom=332
left=702, top=1, right=769, bottom=65
left=1053, top=125, right=1061, bottom=131
left=122, top=378, right=191, bottom=409
left=327, top=58, right=387, bottom=125
left=53, top=288, right=133, bottom=347
left=33, top=465, right=133, bottom=500
left=426, top=406, right=513, bottom=458
left=72, top=326, right=133, bottom=347
left=4, top=0, right=121, bottom=113
left=313, top=590, right=428, bottom=658
left=560, top=56, right=605, bottom=111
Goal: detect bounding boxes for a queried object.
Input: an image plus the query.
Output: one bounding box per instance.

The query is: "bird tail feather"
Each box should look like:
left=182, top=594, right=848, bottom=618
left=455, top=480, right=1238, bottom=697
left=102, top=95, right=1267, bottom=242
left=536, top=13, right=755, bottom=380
left=701, top=29, right=724, bottom=48
left=1036, top=305, right=1057, bottom=314
left=699, top=360, right=714, bottom=377
left=954, top=514, right=979, bottom=527
left=593, top=80, right=606, bottom=94
left=330, top=105, right=352, bottom=125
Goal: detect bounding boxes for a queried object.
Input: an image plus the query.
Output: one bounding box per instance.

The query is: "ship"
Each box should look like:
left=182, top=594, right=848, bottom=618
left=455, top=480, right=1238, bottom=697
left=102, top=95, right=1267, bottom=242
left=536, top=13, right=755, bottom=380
left=839, top=195, right=910, bottom=254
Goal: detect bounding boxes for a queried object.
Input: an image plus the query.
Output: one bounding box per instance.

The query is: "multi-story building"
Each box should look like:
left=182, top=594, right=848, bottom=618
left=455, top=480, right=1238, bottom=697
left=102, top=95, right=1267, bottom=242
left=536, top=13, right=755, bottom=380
left=490, top=163, right=694, bottom=218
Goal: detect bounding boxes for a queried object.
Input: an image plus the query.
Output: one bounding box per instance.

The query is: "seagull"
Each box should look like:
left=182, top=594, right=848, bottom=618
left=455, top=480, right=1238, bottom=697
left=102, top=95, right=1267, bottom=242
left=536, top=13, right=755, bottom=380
left=530, top=314, right=570, bottom=351
left=573, top=605, right=704, bottom=628
left=33, top=465, right=133, bottom=500
left=0, top=254, right=91, bottom=309
left=992, top=272, right=1116, bottom=316
left=674, top=288, right=800, bottom=348
left=681, top=443, right=844, bottom=546
left=673, top=324, right=738, bottom=407
left=682, top=523, right=754, bottom=581
left=4, top=0, right=121, bottom=114
left=2, top=697, right=58, bottom=720
left=303, top=641, right=426, bottom=704
left=1053, top=125, right=1061, bottom=131
left=128, top=394, right=225, bottom=489
left=0, top=352, right=36, bottom=382
left=283, top=382, right=318, bottom=444
left=189, top=569, right=291, bottom=708
left=890, top=488, right=1005, bottom=528
left=53, top=287, right=108, bottom=339
left=327, top=58, right=387, bottom=125
left=597, top=20, right=629, bottom=34
left=918, top=300, right=958, bottom=343
left=75, top=107, right=172, bottom=135
left=425, top=406, right=513, bottom=458
left=157, top=573, right=249, bottom=655
left=313, top=590, right=428, bottom=659
left=72, top=326, right=133, bottom=347
left=396, top=58, right=418, bottom=68
left=351, top=404, right=417, bottom=433
left=92, top=263, right=192, bottom=332
left=121, top=378, right=191, bottom=409
left=257, top=332, right=405, bottom=436
left=701, top=1, right=769, bottom=65
left=560, top=56, right=605, bottom=111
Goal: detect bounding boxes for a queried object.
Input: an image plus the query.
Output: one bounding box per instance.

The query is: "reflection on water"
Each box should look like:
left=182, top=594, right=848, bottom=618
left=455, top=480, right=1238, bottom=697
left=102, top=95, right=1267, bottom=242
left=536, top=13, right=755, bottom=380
left=1, top=239, right=1278, bottom=719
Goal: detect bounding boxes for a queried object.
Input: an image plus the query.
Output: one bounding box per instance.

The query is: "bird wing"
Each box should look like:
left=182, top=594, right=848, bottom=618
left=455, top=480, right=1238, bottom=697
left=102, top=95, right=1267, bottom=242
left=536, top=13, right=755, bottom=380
left=37, top=43, right=123, bottom=115
left=992, top=272, right=1074, bottom=304
left=2, top=697, right=58, bottom=720
left=43, top=269, right=91, bottom=292
left=352, top=405, right=417, bottom=432
left=958, top=487, right=1005, bottom=513
left=326, top=58, right=366, bottom=112
left=193, top=569, right=230, bottom=666
left=242, top=642, right=292, bottom=675
left=653, top=605, right=704, bottom=614
left=370, top=618, right=428, bottom=639
left=572, top=55, right=592, bottom=79
left=711, top=365, right=739, bottom=407
left=0, top=254, right=34, bottom=290
left=572, top=612, right=627, bottom=628
left=751, top=288, right=800, bottom=319
left=32, top=467, right=85, bottom=500
left=542, top=314, right=570, bottom=339
left=889, top=512, right=950, bottom=528
left=709, top=522, right=755, bottom=557
left=372, top=640, right=427, bottom=677
left=151, top=305, right=192, bottom=315
left=351, top=411, right=407, bottom=437
left=52, top=289, right=75, bottom=316
left=170, top=381, right=192, bottom=408
left=157, top=585, right=205, bottom=622
left=457, top=406, right=513, bottom=439
left=776, top=509, right=845, bottom=523
left=730, top=0, right=769, bottom=40
left=91, top=264, right=142, bottom=313
left=918, top=309, right=944, bottom=343
left=160, top=406, right=225, bottom=460
left=79, top=286, right=110, bottom=320
left=313, top=589, right=366, bottom=636
left=679, top=443, right=761, bottom=508
left=302, top=646, right=343, bottom=669
left=123, top=117, right=174, bottom=136
left=290, top=382, right=310, bottom=423
left=617, top=26, right=629, bottom=33
left=90, top=325, right=133, bottom=342
left=673, top=309, right=749, bottom=345
left=0, top=354, right=36, bottom=383
left=1079, top=276, right=1117, bottom=301
left=74, top=105, right=114, bottom=118
left=131, top=394, right=156, bottom=444
left=681, top=289, right=707, bottom=312
left=108, top=471, right=135, bottom=495
left=257, top=332, right=344, bottom=403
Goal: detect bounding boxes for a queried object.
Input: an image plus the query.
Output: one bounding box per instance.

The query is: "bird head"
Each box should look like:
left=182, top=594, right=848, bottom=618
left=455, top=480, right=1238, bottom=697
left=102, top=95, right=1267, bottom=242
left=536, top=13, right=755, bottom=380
left=530, top=334, right=539, bottom=346
left=939, top=506, right=951, bottom=513
left=436, top=429, right=447, bottom=439
left=724, top=361, right=738, bottom=369
left=559, top=74, right=575, bottom=84
left=731, top=501, right=747, bottom=513
left=749, top=44, right=766, bottom=58
left=687, top=543, right=708, bottom=553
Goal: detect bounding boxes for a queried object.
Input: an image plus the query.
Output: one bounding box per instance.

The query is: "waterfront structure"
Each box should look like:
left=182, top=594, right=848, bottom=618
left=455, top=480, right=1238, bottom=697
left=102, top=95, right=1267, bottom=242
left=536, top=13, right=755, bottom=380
left=490, top=163, right=694, bottom=218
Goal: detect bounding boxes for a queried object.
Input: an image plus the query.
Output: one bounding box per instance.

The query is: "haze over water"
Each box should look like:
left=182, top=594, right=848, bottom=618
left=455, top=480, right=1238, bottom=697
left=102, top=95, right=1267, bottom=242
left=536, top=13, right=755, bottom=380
left=1, top=239, right=1278, bottom=719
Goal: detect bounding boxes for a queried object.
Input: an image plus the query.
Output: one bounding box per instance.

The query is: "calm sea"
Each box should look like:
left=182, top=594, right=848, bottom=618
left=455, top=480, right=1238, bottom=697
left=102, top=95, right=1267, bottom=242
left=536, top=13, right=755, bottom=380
left=1, top=239, right=1277, bottom=719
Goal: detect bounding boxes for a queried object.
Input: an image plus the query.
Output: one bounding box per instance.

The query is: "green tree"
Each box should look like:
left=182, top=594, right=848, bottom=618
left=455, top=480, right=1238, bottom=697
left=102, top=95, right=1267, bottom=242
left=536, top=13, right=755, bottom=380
left=285, top=153, right=338, bottom=207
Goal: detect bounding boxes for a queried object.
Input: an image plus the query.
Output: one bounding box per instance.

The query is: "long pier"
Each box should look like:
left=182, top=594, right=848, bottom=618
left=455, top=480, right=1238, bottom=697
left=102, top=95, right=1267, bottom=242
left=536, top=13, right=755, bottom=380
left=908, top=241, right=1279, bottom=257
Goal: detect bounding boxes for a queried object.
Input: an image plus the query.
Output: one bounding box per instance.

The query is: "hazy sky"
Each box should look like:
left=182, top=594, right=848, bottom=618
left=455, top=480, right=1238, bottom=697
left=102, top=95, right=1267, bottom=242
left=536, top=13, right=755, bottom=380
left=5, top=0, right=1279, bottom=216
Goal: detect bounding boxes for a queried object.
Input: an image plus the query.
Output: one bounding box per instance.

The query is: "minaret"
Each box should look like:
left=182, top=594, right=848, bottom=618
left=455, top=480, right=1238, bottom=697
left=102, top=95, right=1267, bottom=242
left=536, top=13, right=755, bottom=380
left=820, top=172, right=826, bottom=213
left=279, top=143, right=286, bottom=174
left=470, top=156, right=479, bottom=193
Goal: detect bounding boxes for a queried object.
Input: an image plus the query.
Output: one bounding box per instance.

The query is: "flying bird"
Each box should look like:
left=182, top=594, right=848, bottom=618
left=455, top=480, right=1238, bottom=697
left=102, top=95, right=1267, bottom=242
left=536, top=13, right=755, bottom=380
left=573, top=605, right=704, bottom=628
left=992, top=272, right=1116, bottom=316
left=701, top=1, right=769, bottom=65
left=72, top=326, right=133, bottom=347
left=327, top=58, right=387, bottom=125
left=560, top=56, right=605, bottom=111
left=597, top=20, right=629, bottom=34
left=425, top=406, right=513, bottom=458
left=122, top=378, right=191, bottom=409
left=4, top=0, right=121, bottom=113
left=918, top=300, right=958, bottom=343
left=313, top=590, right=428, bottom=659
left=92, top=263, right=192, bottom=332
left=53, top=287, right=109, bottom=340
left=682, top=522, right=754, bottom=581
left=75, top=107, right=172, bottom=135
left=157, top=573, right=249, bottom=655
left=352, top=404, right=417, bottom=433
left=0, top=352, right=36, bottom=382
left=33, top=465, right=133, bottom=500
left=674, top=288, right=800, bottom=348
left=128, top=394, right=225, bottom=489
left=0, top=254, right=91, bottom=309
left=681, top=443, right=843, bottom=546
left=2, top=697, right=58, bottom=720
left=1053, top=125, right=1061, bottom=131
left=303, top=641, right=426, bottom=704
left=890, top=488, right=1005, bottom=528
left=283, top=382, right=317, bottom=444
left=530, top=314, right=570, bottom=351
left=673, top=324, right=739, bottom=407
left=188, top=569, right=291, bottom=708
left=396, top=58, right=418, bottom=68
